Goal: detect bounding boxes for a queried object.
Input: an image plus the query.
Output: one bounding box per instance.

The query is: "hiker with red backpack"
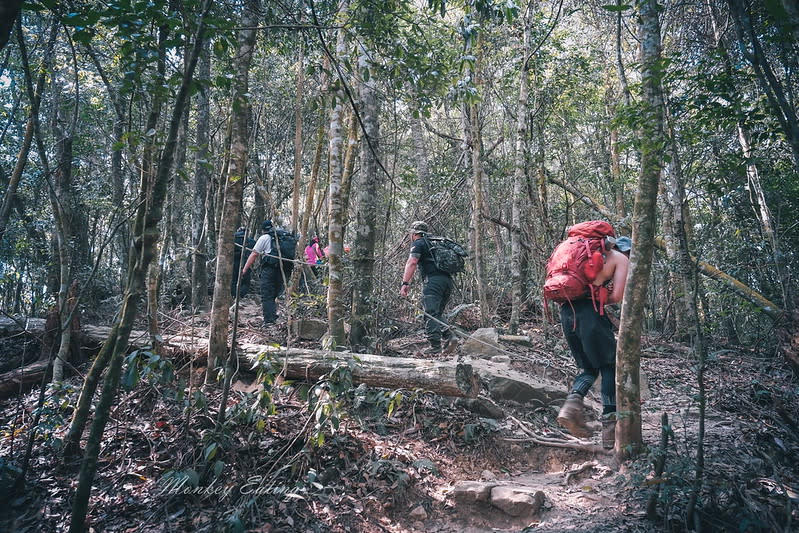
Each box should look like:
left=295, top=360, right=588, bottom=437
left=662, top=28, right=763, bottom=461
left=543, top=221, right=629, bottom=449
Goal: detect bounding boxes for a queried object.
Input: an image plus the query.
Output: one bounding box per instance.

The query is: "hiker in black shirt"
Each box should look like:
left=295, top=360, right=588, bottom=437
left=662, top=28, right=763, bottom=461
left=399, top=221, right=453, bottom=354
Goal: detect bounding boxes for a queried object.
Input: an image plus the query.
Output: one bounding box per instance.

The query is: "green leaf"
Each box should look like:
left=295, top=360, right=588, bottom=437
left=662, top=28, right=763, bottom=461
left=204, top=442, right=218, bottom=461
left=122, top=357, right=140, bottom=390
left=601, top=4, right=632, bottom=11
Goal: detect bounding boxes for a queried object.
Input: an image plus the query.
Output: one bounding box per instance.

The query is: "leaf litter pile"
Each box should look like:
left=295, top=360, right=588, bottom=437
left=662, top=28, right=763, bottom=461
left=1, top=312, right=798, bottom=532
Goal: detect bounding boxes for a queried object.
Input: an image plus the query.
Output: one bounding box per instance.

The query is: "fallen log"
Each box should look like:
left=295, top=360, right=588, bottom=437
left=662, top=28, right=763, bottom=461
left=238, top=343, right=480, bottom=398
left=0, top=359, right=49, bottom=399
left=81, top=326, right=480, bottom=398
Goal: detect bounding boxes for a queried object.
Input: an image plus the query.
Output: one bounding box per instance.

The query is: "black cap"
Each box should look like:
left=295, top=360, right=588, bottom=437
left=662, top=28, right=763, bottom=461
left=262, top=219, right=273, bottom=230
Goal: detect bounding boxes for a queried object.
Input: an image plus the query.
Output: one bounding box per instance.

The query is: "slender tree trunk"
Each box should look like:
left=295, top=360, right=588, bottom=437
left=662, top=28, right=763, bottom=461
left=670, top=137, right=709, bottom=531
left=464, top=32, right=490, bottom=326
left=609, top=0, right=631, bottom=220
left=85, top=43, right=130, bottom=283
left=327, top=7, right=349, bottom=347
left=408, top=87, right=431, bottom=186
left=339, top=109, right=359, bottom=220
left=607, top=98, right=626, bottom=218
left=191, top=43, right=211, bottom=312
left=350, top=44, right=380, bottom=350
left=291, top=33, right=304, bottom=233
left=511, top=8, right=531, bottom=335
left=616, top=0, right=665, bottom=459
left=49, top=78, right=78, bottom=382
left=660, top=109, right=694, bottom=340
left=111, top=108, right=129, bottom=281
left=534, top=119, right=554, bottom=243
left=208, top=0, right=258, bottom=378
left=615, top=0, right=632, bottom=107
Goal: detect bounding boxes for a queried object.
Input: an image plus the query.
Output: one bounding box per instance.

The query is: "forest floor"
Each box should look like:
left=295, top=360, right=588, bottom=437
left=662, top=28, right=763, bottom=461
left=1, top=292, right=798, bottom=533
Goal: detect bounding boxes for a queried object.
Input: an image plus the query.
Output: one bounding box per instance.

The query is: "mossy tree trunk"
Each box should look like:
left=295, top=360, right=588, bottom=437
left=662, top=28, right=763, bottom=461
left=207, top=0, right=258, bottom=379
left=326, top=1, right=350, bottom=348
left=350, top=43, right=380, bottom=350
left=615, top=0, right=666, bottom=459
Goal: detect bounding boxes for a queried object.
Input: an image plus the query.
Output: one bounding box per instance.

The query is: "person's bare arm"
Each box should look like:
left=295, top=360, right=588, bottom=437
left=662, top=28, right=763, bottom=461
left=241, top=250, right=259, bottom=274
left=399, top=256, right=419, bottom=297
left=607, top=250, right=629, bottom=304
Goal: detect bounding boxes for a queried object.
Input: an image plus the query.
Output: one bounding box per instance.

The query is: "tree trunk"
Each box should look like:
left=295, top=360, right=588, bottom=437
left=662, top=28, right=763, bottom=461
left=327, top=5, right=349, bottom=348
left=350, top=45, right=381, bottom=350
left=407, top=83, right=431, bottom=187
left=85, top=43, right=131, bottom=285
left=464, top=37, right=490, bottom=327
left=534, top=120, right=554, bottom=243
left=66, top=6, right=211, bottom=529
left=607, top=99, right=626, bottom=219
left=291, top=33, right=304, bottom=233
left=661, top=110, right=694, bottom=340
left=0, top=360, right=50, bottom=399
left=191, top=43, right=211, bottom=312
left=609, top=0, right=631, bottom=219
left=49, top=79, right=79, bottom=382
left=616, top=0, right=665, bottom=459
left=339, top=109, right=359, bottom=223
left=207, top=0, right=258, bottom=378
left=510, top=8, right=531, bottom=335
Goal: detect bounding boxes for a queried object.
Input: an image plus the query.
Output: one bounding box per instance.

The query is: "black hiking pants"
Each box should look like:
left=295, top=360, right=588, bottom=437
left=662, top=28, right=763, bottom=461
left=560, top=299, right=617, bottom=415
left=423, top=273, right=453, bottom=348
left=260, top=263, right=292, bottom=324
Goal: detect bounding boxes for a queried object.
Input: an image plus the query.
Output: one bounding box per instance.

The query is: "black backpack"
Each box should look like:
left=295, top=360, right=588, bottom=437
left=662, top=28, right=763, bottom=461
left=423, top=235, right=468, bottom=274
left=262, top=228, right=298, bottom=269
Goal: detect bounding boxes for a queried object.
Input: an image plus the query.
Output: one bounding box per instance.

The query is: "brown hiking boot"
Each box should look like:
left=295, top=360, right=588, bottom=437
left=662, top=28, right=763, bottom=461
left=601, top=413, right=616, bottom=449
left=557, top=393, right=594, bottom=438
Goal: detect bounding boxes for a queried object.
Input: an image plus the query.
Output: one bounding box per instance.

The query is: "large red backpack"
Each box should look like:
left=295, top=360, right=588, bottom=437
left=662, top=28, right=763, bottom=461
left=543, top=221, right=616, bottom=321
